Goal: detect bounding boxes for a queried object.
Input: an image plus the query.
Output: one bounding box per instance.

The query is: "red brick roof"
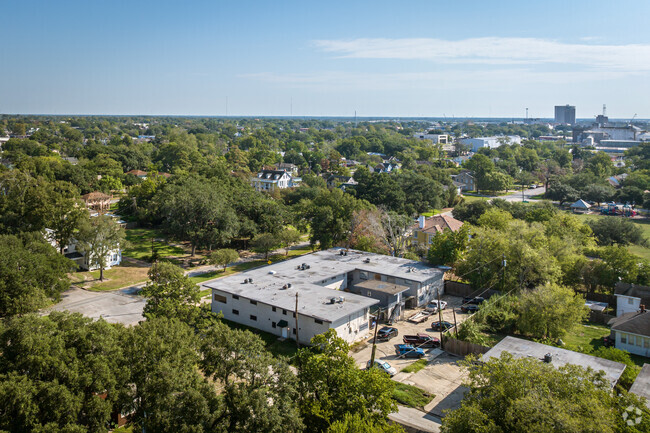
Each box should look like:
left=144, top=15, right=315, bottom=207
left=413, top=215, right=464, bottom=235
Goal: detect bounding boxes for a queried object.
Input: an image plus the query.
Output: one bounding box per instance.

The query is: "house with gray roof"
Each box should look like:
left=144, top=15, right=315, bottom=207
left=608, top=309, right=650, bottom=358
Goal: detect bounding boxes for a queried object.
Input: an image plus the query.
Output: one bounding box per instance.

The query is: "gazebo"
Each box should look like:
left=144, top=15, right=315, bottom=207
left=570, top=199, right=591, bottom=214
left=81, top=191, right=112, bottom=212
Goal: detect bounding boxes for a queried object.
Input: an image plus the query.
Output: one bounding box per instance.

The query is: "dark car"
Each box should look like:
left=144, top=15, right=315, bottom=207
left=403, top=333, right=441, bottom=348
left=463, top=296, right=486, bottom=305
left=377, top=326, right=399, bottom=341
left=460, top=304, right=480, bottom=313
left=431, top=321, right=454, bottom=332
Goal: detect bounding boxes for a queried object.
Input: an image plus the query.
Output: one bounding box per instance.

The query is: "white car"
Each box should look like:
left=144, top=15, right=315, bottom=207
left=426, top=300, right=448, bottom=313
left=367, top=360, right=397, bottom=376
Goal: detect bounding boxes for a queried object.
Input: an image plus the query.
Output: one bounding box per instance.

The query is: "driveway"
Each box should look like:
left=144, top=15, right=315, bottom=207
left=44, top=286, right=146, bottom=326
left=501, top=185, right=546, bottom=202
left=351, top=295, right=469, bottom=372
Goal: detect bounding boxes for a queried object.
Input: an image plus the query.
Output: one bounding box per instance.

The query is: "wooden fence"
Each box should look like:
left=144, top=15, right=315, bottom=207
left=588, top=310, right=616, bottom=326
left=442, top=336, right=490, bottom=357
left=444, top=280, right=500, bottom=299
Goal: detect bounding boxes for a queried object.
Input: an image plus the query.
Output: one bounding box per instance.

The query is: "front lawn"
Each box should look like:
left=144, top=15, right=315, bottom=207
left=392, top=383, right=434, bottom=409
left=70, top=263, right=150, bottom=291
left=122, top=227, right=187, bottom=261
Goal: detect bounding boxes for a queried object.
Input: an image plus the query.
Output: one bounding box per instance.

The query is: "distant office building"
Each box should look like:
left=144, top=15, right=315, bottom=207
left=459, top=136, right=522, bottom=152
left=555, top=105, right=576, bottom=125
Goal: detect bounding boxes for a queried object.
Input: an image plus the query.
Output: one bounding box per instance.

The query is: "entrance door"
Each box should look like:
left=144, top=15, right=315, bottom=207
left=281, top=328, right=288, bottom=338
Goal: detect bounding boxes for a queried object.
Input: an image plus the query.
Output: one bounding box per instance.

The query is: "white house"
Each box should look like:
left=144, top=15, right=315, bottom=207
left=205, top=248, right=444, bottom=345
left=460, top=136, right=522, bottom=152
left=44, top=228, right=122, bottom=271
left=251, top=169, right=300, bottom=192
left=615, top=282, right=650, bottom=316
left=608, top=309, right=650, bottom=358
left=413, top=132, right=448, bottom=145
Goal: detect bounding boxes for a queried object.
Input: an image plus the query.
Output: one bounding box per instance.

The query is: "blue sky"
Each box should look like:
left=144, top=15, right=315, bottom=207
left=2, top=0, right=650, bottom=118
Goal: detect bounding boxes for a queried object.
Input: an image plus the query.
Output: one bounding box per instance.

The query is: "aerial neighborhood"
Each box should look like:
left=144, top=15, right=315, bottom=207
left=2, top=107, right=650, bottom=432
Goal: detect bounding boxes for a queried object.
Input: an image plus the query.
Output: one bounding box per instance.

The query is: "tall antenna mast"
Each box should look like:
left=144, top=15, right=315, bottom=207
left=526, top=108, right=528, bottom=120
left=603, top=104, right=606, bottom=117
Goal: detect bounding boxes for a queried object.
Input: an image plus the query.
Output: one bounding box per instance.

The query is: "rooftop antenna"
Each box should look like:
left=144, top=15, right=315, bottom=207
left=526, top=108, right=528, bottom=120
left=603, top=104, right=606, bottom=117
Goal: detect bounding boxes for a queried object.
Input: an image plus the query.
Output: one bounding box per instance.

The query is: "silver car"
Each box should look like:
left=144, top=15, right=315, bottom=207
left=367, top=360, right=397, bottom=376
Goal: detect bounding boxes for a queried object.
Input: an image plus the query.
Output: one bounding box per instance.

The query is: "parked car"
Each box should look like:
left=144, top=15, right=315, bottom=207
left=425, top=300, right=448, bottom=312
left=377, top=326, right=399, bottom=341
left=403, top=333, right=440, bottom=348
left=367, top=360, right=397, bottom=376
left=463, top=296, right=486, bottom=305
left=460, top=304, right=480, bottom=313
left=395, top=344, right=425, bottom=358
left=431, top=321, right=454, bottom=332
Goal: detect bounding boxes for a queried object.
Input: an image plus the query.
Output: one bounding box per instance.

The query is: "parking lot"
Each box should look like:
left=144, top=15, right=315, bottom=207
left=350, top=294, right=472, bottom=421
left=351, top=294, right=471, bottom=371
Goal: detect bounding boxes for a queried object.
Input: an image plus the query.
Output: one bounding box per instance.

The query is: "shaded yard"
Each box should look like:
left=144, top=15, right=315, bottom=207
left=392, top=383, right=434, bottom=409
left=69, top=262, right=150, bottom=292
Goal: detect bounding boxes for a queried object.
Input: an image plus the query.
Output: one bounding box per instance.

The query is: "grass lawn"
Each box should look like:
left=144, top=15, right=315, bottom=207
left=461, top=195, right=489, bottom=203
left=122, top=227, right=186, bottom=261
left=421, top=210, right=441, bottom=217
left=221, top=318, right=299, bottom=359
left=392, top=383, right=434, bottom=409
left=70, top=263, right=150, bottom=291
left=562, top=324, right=610, bottom=353
left=401, top=359, right=428, bottom=373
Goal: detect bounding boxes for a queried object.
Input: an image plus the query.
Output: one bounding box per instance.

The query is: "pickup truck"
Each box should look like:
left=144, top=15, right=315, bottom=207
left=395, top=344, right=425, bottom=358
left=403, top=333, right=440, bottom=348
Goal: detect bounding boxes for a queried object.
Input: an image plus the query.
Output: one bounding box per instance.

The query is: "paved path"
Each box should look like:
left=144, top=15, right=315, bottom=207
left=44, top=241, right=313, bottom=325
left=389, top=406, right=442, bottom=433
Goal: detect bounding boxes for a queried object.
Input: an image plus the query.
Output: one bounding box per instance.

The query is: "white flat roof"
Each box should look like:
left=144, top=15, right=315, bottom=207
left=482, top=336, right=626, bottom=388
left=204, top=248, right=442, bottom=322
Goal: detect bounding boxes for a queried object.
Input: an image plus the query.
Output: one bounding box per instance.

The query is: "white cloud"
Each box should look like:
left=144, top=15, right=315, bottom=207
left=312, top=37, right=650, bottom=71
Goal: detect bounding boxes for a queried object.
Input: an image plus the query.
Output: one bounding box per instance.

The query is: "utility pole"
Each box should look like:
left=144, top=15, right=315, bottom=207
left=369, top=308, right=382, bottom=366
left=437, top=288, right=444, bottom=350
left=452, top=308, right=458, bottom=338
left=295, top=292, right=300, bottom=348
left=501, top=254, right=507, bottom=292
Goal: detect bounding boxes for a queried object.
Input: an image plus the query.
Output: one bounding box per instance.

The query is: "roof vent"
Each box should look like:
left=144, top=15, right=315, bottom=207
left=543, top=353, right=553, bottom=363
left=287, top=283, right=292, bottom=288
left=364, top=258, right=370, bottom=263
left=248, top=278, right=253, bottom=283
left=243, top=279, right=248, bottom=284
left=269, top=270, right=276, bottom=275
left=281, top=284, right=288, bottom=290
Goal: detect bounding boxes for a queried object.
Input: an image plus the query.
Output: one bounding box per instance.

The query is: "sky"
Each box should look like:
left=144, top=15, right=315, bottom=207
left=2, top=0, right=650, bottom=118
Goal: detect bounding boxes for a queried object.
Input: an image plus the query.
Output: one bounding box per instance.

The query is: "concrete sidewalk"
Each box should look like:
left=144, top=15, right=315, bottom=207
left=389, top=406, right=442, bottom=433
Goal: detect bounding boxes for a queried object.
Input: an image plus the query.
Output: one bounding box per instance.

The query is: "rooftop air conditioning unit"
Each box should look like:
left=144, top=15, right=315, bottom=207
left=543, top=353, right=553, bottom=363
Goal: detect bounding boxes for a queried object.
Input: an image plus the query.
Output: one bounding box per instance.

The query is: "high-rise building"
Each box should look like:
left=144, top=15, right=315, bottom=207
left=555, top=105, right=576, bottom=125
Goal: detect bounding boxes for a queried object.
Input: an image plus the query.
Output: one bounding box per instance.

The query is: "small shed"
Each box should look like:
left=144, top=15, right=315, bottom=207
left=570, top=199, right=591, bottom=213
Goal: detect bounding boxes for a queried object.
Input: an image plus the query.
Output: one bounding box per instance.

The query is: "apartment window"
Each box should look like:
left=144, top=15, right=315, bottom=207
left=250, top=315, right=257, bottom=321
left=315, top=319, right=323, bottom=325
left=636, top=336, right=642, bottom=347
left=292, top=312, right=296, bottom=318
left=283, top=309, right=287, bottom=315
left=214, top=294, right=227, bottom=303
left=250, top=300, right=257, bottom=305
left=331, top=276, right=337, bottom=281
left=359, top=271, right=368, bottom=280
left=272, top=307, right=277, bottom=312
left=292, top=328, right=296, bottom=335
left=232, top=309, right=239, bottom=315
left=628, top=298, right=634, bottom=305
left=272, top=322, right=276, bottom=328
left=367, top=291, right=372, bottom=297
left=232, top=295, right=239, bottom=300
left=621, top=334, right=627, bottom=344
left=644, top=338, right=650, bottom=349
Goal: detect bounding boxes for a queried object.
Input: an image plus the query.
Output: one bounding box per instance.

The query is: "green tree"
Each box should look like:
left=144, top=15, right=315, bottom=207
left=587, top=151, right=614, bottom=178
left=140, top=261, right=201, bottom=322
left=279, top=227, right=302, bottom=255
left=546, top=181, right=579, bottom=205
left=583, top=184, right=614, bottom=207
left=296, top=330, right=397, bottom=432
left=157, top=177, right=239, bottom=255
left=517, top=283, right=588, bottom=339
left=588, top=217, right=648, bottom=247
left=327, top=413, right=405, bottom=433
left=464, top=154, right=494, bottom=194
left=251, top=232, right=282, bottom=259
left=125, top=317, right=219, bottom=433
left=476, top=208, right=513, bottom=231
left=427, top=225, right=470, bottom=266
left=75, top=216, right=126, bottom=281
left=0, top=313, right=129, bottom=432
left=483, top=171, right=513, bottom=194
left=441, top=352, right=628, bottom=433
left=0, top=233, right=74, bottom=317
left=200, top=321, right=304, bottom=433
left=48, top=191, right=89, bottom=254
left=208, top=248, right=240, bottom=271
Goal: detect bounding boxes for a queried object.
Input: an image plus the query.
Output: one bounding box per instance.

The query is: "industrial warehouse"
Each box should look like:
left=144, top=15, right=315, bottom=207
left=205, top=248, right=444, bottom=345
